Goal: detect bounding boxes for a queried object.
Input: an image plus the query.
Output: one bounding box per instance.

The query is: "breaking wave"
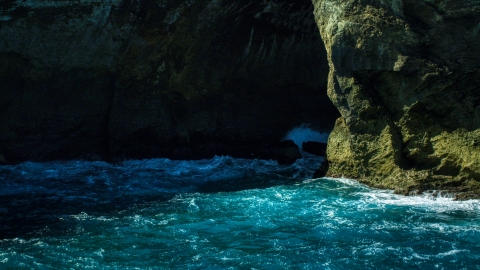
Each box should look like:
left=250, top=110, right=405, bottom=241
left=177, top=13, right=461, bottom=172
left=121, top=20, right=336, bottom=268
left=0, top=156, right=479, bottom=269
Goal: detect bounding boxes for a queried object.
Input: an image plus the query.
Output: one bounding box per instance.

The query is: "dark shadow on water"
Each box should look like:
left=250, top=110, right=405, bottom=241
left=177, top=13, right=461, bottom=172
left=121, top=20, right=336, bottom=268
left=0, top=158, right=319, bottom=239
left=196, top=170, right=305, bottom=193
left=0, top=193, right=176, bottom=239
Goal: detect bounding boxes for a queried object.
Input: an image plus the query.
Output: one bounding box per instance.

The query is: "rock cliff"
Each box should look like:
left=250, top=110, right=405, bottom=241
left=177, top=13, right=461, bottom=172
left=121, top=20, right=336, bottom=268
left=3, top=0, right=479, bottom=198
left=0, top=0, right=339, bottom=162
left=313, top=0, right=480, bottom=198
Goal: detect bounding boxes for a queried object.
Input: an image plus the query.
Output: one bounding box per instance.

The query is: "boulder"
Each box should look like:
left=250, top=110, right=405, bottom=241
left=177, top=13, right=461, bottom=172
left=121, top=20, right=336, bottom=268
left=313, top=159, right=329, bottom=179
left=256, top=140, right=302, bottom=165
left=302, top=141, right=327, bottom=156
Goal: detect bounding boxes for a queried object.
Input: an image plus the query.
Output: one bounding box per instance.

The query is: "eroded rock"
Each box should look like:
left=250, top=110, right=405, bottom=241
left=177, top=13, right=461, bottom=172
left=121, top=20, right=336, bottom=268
left=313, top=0, right=480, bottom=198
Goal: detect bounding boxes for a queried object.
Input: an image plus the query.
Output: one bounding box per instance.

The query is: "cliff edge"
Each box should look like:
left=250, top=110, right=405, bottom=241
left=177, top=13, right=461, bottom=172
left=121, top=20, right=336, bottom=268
left=313, top=0, right=480, bottom=199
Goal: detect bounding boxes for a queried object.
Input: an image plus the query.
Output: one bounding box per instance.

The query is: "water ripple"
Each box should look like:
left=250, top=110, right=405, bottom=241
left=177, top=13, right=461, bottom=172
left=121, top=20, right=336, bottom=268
left=0, top=156, right=479, bottom=269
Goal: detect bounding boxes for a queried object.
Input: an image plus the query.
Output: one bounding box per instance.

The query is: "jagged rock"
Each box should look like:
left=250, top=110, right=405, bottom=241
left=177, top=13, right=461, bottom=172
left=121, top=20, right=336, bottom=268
left=313, top=159, right=328, bottom=178
left=302, top=141, right=326, bottom=156
left=313, top=0, right=480, bottom=198
left=0, top=0, right=339, bottom=163
left=256, top=140, right=302, bottom=165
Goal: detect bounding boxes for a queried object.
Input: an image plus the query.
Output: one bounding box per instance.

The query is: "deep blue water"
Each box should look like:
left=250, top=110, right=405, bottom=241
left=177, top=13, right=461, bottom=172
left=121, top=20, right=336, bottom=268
left=0, top=155, right=479, bottom=269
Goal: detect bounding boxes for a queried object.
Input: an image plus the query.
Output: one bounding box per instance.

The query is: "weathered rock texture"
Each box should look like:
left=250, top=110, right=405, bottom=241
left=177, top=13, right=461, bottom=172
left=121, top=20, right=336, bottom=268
left=313, top=0, right=480, bottom=198
left=0, top=0, right=339, bottom=163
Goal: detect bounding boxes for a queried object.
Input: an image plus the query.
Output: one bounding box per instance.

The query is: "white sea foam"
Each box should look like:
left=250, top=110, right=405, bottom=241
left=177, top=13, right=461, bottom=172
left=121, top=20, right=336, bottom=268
left=316, top=177, right=480, bottom=212
left=1, top=157, right=479, bottom=269
left=436, top=249, right=468, bottom=257
left=282, top=124, right=329, bottom=148
left=358, top=189, right=480, bottom=211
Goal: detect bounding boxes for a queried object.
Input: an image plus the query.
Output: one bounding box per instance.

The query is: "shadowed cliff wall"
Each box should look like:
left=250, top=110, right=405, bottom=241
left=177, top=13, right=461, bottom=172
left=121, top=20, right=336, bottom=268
left=0, top=0, right=339, bottom=162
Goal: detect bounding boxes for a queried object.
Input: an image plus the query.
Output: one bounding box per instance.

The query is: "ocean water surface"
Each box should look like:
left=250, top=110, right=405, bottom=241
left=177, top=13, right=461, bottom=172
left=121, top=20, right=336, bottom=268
left=0, top=155, right=479, bottom=269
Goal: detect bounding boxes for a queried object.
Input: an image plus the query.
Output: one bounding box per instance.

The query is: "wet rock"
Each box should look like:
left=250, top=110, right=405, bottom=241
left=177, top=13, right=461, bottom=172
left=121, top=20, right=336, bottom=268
left=302, top=141, right=327, bottom=156
left=256, top=140, right=302, bottom=165
left=313, top=159, right=329, bottom=178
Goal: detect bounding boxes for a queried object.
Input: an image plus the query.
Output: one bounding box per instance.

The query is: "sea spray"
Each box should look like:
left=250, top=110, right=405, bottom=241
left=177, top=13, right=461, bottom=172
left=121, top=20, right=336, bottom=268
left=282, top=124, right=329, bottom=149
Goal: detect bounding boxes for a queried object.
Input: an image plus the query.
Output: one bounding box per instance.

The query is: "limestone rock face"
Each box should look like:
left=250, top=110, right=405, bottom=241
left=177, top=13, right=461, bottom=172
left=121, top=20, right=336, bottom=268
left=313, top=0, right=480, bottom=198
left=0, top=0, right=339, bottom=162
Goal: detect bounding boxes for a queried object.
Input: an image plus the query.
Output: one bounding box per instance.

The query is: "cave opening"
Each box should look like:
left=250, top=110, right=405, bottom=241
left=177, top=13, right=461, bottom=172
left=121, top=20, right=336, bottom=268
left=0, top=0, right=339, bottom=163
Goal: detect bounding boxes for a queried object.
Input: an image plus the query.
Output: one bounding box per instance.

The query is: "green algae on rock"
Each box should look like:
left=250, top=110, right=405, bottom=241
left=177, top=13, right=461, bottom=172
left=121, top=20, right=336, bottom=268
left=313, top=0, right=480, bottom=199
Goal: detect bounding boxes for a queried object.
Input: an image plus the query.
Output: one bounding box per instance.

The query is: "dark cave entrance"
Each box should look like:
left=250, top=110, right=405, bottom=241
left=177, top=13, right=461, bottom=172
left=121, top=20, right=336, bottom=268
left=151, top=0, right=339, bottom=153
left=0, top=0, right=339, bottom=163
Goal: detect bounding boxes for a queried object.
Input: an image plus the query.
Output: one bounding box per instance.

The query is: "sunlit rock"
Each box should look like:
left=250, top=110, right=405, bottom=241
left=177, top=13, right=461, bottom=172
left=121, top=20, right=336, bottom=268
left=313, top=0, right=480, bottom=199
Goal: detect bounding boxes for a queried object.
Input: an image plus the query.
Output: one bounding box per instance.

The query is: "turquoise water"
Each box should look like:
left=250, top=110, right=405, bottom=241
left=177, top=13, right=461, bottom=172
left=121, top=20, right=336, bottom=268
left=0, top=156, right=479, bottom=269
